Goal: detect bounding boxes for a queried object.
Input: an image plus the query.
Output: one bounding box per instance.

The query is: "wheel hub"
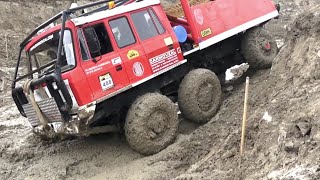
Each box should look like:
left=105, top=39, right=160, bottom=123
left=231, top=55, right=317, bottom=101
left=147, top=110, right=168, bottom=140
left=258, top=37, right=272, bottom=52
left=264, top=41, right=271, bottom=51
left=197, top=82, right=214, bottom=111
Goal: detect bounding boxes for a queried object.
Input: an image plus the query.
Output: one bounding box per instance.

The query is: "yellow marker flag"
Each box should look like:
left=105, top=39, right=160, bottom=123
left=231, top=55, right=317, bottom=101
left=108, top=1, right=116, bottom=9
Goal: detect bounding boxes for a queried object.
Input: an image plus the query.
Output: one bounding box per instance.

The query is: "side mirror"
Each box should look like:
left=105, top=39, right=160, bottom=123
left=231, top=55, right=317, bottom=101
left=83, top=27, right=101, bottom=60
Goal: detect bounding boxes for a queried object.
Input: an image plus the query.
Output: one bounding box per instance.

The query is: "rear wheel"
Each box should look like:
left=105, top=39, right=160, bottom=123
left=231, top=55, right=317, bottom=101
left=178, top=69, right=222, bottom=123
left=241, top=26, right=279, bottom=69
left=125, top=93, right=178, bottom=155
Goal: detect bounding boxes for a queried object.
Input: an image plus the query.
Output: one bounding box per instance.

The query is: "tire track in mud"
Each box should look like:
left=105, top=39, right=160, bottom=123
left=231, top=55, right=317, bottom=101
left=1, top=114, right=200, bottom=179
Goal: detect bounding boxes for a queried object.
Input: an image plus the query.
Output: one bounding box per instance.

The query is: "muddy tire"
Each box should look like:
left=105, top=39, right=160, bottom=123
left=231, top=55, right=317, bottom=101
left=178, top=69, right=222, bottom=123
left=241, top=26, right=279, bottom=69
left=125, top=93, right=178, bottom=155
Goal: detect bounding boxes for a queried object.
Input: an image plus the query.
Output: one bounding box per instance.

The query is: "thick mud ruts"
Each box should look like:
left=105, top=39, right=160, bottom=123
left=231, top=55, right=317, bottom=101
left=124, top=93, right=179, bottom=155
left=178, top=68, right=222, bottom=123
left=241, top=26, right=279, bottom=69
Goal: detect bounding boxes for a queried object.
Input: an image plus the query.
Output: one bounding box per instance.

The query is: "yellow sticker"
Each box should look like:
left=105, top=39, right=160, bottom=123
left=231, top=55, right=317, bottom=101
left=127, top=50, right=140, bottom=60
left=201, top=28, right=212, bottom=38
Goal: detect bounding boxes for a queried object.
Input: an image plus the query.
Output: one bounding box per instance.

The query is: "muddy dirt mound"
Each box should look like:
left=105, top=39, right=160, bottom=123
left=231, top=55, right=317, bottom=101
left=152, top=5, right=320, bottom=180
left=272, top=6, right=320, bottom=85
left=161, top=0, right=209, bottom=17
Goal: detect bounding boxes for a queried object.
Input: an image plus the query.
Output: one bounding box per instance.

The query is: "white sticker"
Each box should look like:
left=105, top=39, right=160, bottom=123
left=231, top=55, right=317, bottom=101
left=99, top=73, right=114, bottom=91
left=194, top=9, right=204, bottom=25
left=112, top=57, right=122, bottom=65
left=149, top=49, right=179, bottom=73
left=85, top=61, right=110, bottom=75
left=30, top=34, right=53, bottom=51
left=177, top=47, right=182, bottom=54
left=164, top=37, right=173, bottom=46
left=133, top=62, right=144, bottom=77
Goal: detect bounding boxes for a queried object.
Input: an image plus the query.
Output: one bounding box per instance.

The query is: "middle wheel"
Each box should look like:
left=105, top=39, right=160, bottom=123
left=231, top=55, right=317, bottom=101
left=125, top=93, right=178, bottom=155
left=178, top=68, right=222, bottom=123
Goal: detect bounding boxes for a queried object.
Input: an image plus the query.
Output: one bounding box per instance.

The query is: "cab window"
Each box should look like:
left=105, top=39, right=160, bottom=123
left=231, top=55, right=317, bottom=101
left=29, top=30, right=75, bottom=75
left=149, top=9, right=165, bottom=34
left=109, top=17, right=136, bottom=48
left=131, top=9, right=165, bottom=41
left=77, top=29, right=90, bottom=61
left=82, top=23, right=114, bottom=59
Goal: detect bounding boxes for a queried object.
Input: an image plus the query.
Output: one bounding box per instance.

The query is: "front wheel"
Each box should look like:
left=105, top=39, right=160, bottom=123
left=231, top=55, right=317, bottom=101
left=178, top=68, right=222, bottom=123
left=241, top=26, right=279, bottom=69
left=125, top=93, right=178, bottom=155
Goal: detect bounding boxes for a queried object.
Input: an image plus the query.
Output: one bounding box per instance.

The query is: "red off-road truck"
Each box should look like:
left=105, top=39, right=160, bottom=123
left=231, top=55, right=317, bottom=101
left=12, top=0, right=279, bottom=154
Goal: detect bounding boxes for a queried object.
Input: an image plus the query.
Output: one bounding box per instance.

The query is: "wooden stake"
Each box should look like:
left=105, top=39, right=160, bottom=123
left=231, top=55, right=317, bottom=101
left=238, top=77, right=249, bottom=179
left=240, top=77, right=249, bottom=156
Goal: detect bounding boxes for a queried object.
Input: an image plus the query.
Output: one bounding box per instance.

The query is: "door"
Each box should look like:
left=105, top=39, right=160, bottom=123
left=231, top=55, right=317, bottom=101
left=108, top=16, right=152, bottom=84
left=129, top=8, right=184, bottom=74
left=78, top=21, right=130, bottom=100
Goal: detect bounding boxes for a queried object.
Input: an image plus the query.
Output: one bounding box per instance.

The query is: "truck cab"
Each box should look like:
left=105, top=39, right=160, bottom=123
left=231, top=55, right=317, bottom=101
left=22, top=1, right=184, bottom=107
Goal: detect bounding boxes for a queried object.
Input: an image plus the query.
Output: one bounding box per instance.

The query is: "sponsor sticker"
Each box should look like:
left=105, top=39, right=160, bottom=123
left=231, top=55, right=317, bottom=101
left=127, top=50, right=140, bottom=60
left=85, top=61, right=110, bottom=75
left=111, top=57, right=122, bottom=65
left=149, top=49, right=179, bottom=73
left=201, top=28, right=212, bottom=38
left=177, top=47, right=182, bottom=54
left=194, top=9, right=204, bottom=25
left=132, top=62, right=144, bottom=77
left=99, top=73, right=114, bottom=91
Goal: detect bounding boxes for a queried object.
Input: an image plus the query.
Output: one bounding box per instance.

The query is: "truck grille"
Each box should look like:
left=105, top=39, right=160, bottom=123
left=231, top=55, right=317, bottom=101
left=22, top=97, right=63, bottom=127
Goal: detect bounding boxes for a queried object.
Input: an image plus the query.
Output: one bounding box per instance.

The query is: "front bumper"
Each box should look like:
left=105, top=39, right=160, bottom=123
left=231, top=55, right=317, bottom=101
left=23, top=99, right=97, bottom=138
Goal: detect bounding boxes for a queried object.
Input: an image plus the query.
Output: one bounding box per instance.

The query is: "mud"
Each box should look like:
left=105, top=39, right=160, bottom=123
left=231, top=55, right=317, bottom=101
left=1, top=0, right=320, bottom=179
left=161, top=0, right=210, bottom=17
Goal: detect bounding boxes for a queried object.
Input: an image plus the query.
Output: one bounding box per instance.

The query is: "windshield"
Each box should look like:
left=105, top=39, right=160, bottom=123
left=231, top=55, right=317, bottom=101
left=28, top=30, right=75, bottom=75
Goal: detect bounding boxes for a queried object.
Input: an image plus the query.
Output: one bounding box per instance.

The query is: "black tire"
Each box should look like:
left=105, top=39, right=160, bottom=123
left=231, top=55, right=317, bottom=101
left=178, top=69, right=222, bottom=123
left=124, top=93, right=178, bottom=155
left=241, top=26, right=279, bottom=69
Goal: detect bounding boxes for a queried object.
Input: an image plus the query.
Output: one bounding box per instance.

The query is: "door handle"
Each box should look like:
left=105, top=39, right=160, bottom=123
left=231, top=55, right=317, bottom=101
left=167, top=44, right=174, bottom=50
left=116, top=65, right=122, bottom=71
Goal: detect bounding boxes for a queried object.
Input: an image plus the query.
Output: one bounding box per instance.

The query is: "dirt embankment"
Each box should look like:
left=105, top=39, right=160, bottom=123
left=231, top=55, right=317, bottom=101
left=172, top=5, right=320, bottom=179
left=1, top=0, right=320, bottom=180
